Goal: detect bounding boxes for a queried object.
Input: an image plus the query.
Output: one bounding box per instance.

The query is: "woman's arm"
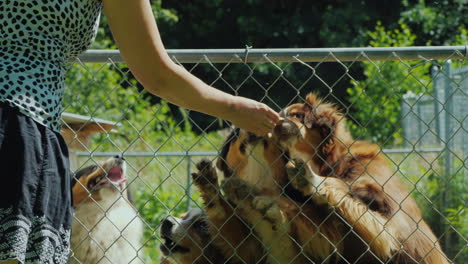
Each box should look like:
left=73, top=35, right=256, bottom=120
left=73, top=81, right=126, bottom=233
left=102, top=0, right=279, bottom=135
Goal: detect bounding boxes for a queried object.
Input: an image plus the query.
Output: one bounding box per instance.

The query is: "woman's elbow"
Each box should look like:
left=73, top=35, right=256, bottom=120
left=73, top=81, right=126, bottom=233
left=130, top=59, right=176, bottom=96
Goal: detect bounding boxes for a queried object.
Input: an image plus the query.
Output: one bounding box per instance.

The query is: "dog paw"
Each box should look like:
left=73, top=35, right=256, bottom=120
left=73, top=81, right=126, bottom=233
left=252, top=196, right=274, bottom=211
left=252, top=196, right=285, bottom=228
left=192, top=159, right=218, bottom=187
left=221, top=178, right=256, bottom=203
left=286, top=158, right=310, bottom=190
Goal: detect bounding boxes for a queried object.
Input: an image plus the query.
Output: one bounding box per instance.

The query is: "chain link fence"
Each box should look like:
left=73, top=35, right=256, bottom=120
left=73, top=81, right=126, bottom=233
left=64, top=47, right=466, bottom=263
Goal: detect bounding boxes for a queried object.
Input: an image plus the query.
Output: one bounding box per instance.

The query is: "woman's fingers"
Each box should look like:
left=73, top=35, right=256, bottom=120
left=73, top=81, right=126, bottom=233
left=265, top=106, right=281, bottom=124
left=253, top=120, right=276, bottom=136
left=226, top=96, right=280, bottom=136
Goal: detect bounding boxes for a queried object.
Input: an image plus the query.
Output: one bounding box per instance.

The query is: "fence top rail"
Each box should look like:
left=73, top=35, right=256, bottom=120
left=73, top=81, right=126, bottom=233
left=76, top=46, right=467, bottom=64
left=75, top=148, right=444, bottom=158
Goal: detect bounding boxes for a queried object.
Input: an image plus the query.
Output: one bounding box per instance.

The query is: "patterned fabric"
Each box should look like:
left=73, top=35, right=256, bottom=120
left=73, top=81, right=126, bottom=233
left=0, top=0, right=102, bottom=132
left=0, top=208, right=71, bottom=264
left=0, top=102, right=74, bottom=263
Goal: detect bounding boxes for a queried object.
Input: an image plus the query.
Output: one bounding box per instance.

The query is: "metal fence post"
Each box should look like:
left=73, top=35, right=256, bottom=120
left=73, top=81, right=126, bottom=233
left=432, top=66, right=442, bottom=146
left=443, top=60, right=453, bottom=252
left=416, top=98, right=423, bottom=147
left=186, top=155, right=192, bottom=210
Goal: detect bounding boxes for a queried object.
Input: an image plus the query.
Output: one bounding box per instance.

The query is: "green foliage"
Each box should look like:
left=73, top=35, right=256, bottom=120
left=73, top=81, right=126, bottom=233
left=347, top=22, right=431, bottom=145
left=400, top=0, right=468, bottom=45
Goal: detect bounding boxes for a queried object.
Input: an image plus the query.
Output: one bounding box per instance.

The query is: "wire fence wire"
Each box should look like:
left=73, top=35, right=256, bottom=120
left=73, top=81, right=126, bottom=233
left=64, top=47, right=466, bottom=264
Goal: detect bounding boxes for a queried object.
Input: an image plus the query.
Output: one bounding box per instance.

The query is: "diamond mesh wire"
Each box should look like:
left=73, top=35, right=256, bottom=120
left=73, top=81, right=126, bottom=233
left=64, top=48, right=466, bottom=264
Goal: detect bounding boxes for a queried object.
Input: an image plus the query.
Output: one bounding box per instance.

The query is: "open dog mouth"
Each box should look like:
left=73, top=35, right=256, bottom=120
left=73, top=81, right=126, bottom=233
left=89, top=166, right=128, bottom=190
left=160, top=235, right=190, bottom=255
left=104, top=166, right=127, bottom=184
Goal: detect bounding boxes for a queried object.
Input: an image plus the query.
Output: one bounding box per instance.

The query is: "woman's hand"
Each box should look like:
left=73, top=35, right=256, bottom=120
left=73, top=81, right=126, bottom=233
left=225, top=97, right=280, bottom=136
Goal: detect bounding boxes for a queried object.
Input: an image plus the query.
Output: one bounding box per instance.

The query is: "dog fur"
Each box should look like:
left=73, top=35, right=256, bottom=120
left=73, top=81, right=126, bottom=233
left=275, top=93, right=450, bottom=263
left=70, top=157, right=143, bottom=264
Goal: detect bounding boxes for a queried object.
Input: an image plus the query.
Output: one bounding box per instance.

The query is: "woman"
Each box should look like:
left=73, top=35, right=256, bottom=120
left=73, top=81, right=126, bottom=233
left=0, top=0, right=279, bottom=263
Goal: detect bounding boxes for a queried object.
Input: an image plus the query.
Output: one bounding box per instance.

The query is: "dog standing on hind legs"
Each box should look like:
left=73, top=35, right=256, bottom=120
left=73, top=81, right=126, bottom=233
left=162, top=159, right=310, bottom=264
left=216, top=127, right=401, bottom=263
left=194, top=158, right=313, bottom=264
left=275, top=93, right=451, bottom=263
left=159, top=159, right=268, bottom=264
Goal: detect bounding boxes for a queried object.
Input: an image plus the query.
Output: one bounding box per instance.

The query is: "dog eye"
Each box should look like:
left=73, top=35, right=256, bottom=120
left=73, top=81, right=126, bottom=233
left=289, top=113, right=304, bottom=120
left=87, top=178, right=97, bottom=190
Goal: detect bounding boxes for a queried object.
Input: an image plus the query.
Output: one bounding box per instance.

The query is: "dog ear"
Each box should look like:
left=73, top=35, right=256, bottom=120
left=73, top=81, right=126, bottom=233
left=303, top=93, right=321, bottom=129
left=305, top=93, right=321, bottom=107
left=303, top=93, right=353, bottom=174
left=304, top=111, right=313, bottom=129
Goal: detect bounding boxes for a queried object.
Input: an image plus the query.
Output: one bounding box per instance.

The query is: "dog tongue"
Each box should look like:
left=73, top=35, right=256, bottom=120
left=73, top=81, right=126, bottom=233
left=107, top=167, right=127, bottom=184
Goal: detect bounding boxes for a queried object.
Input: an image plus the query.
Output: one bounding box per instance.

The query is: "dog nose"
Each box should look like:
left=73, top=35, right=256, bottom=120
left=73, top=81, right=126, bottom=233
left=274, top=120, right=291, bottom=135
left=274, top=119, right=299, bottom=140
left=160, top=218, right=174, bottom=236
left=113, top=155, right=125, bottom=161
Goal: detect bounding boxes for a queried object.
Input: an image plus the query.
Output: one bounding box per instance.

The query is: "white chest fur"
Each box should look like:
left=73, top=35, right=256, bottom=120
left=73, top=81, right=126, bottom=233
left=70, top=189, right=143, bottom=264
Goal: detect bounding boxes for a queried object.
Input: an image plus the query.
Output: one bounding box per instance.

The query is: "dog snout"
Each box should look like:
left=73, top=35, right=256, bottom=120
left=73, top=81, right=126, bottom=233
left=160, top=218, right=175, bottom=236
left=274, top=119, right=300, bottom=141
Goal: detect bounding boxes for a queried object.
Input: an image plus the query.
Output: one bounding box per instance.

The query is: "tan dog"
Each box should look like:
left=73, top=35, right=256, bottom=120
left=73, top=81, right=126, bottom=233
left=70, top=157, right=143, bottom=264
left=275, top=93, right=450, bottom=263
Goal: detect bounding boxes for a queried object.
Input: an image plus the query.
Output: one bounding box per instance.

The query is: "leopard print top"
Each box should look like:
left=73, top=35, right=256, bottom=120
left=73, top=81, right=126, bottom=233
left=0, top=0, right=102, bottom=132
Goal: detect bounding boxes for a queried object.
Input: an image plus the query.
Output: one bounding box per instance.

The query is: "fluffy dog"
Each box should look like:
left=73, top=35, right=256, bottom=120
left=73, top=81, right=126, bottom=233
left=190, top=160, right=268, bottom=264
left=163, top=158, right=314, bottom=264
left=196, top=159, right=313, bottom=264
left=160, top=159, right=269, bottom=264
left=275, top=93, right=450, bottom=263
left=70, top=156, right=143, bottom=264
left=216, top=128, right=398, bottom=263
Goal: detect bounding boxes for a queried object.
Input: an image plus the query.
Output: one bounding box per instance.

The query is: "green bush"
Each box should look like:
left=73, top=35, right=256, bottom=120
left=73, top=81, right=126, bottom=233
left=346, top=22, right=430, bottom=146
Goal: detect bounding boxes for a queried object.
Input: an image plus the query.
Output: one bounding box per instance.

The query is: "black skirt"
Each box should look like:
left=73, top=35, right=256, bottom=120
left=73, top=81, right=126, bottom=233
left=0, top=103, right=72, bottom=264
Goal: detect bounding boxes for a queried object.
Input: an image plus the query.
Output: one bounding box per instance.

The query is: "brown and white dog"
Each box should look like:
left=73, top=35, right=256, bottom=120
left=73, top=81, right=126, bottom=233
left=70, top=156, right=143, bottom=264
left=160, top=160, right=268, bottom=264
left=159, top=208, right=227, bottom=264
left=216, top=128, right=400, bottom=263
left=275, top=93, right=451, bottom=263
